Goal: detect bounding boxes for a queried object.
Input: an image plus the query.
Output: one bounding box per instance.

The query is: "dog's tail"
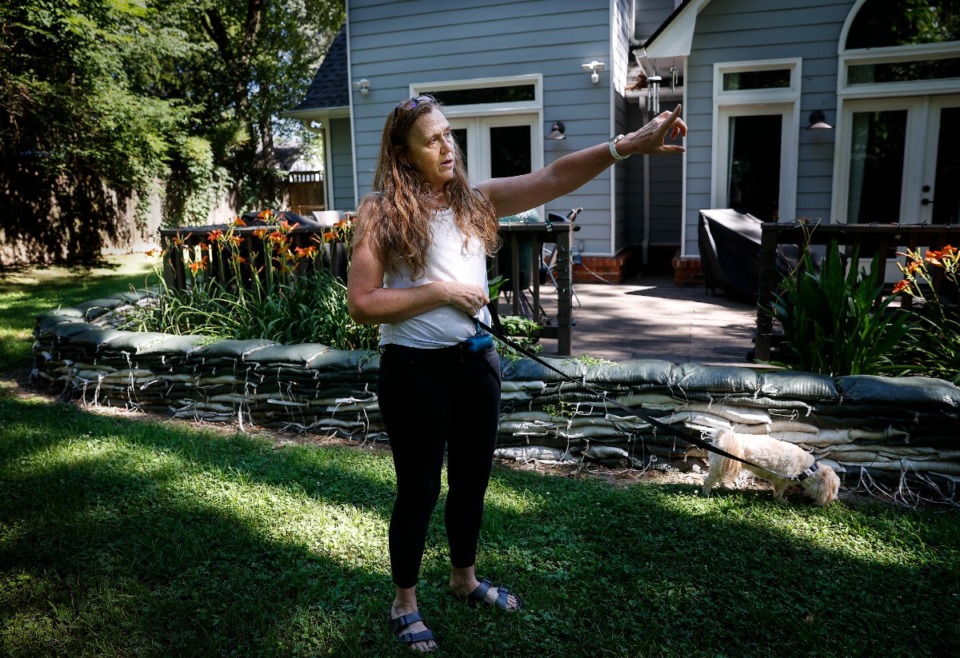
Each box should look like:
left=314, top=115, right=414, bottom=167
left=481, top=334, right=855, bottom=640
left=710, top=429, right=744, bottom=483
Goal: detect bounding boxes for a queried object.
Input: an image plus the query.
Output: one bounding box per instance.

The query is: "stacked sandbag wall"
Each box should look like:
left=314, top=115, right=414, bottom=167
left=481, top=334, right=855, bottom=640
left=31, top=293, right=960, bottom=502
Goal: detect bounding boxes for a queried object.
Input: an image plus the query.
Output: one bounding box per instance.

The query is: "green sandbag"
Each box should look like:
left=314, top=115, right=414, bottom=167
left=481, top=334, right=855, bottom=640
left=68, top=328, right=130, bottom=349
left=41, top=321, right=101, bottom=339
left=191, top=339, right=277, bottom=359
left=837, top=375, right=960, bottom=410
left=244, top=343, right=330, bottom=365
left=134, top=334, right=207, bottom=355
left=580, top=359, right=678, bottom=386
left=759, top=370, right=839, bottom=402
left=305, top=349, right=379, bottom=372
left=106, top=331, right=174, bottom=352
left=674, top=363, right=759, bottom=394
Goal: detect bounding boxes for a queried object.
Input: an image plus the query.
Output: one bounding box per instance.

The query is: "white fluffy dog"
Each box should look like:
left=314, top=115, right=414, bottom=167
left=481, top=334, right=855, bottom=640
left=701, top=429, right=840, bottom=506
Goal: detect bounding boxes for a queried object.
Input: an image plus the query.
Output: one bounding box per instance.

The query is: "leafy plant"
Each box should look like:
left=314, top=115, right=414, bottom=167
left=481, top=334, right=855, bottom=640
left=127, top=213, right=379, bottom=351
left=768, top=241, right=915, bottom=375
left=892, top=245, right=960, bottom=384
left=495, top=314, right=543, bottom=361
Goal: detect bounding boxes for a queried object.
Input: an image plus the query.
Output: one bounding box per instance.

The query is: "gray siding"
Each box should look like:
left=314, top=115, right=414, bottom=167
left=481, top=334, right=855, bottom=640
left=348, top=0, right=616, bottom=255
left=329, top=117, right=356, bottom=211
left=625, top=99, right=683, bottom=249
left=683, top=0, right=853, bottom=255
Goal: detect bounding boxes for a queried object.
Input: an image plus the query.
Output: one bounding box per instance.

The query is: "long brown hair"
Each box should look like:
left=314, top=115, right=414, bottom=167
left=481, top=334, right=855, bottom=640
left=355, top=95, right=499, bottom=278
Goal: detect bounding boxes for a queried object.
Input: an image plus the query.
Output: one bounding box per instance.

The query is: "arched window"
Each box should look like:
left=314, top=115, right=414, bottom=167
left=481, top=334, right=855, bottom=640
left=844, top=0, right=960, bottom=86
left=846, top=0, right=959, bottom=50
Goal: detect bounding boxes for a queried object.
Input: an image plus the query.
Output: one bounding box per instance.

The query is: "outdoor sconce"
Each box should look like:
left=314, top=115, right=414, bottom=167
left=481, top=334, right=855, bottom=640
left=546, top=121, right=566, bottom=140
left=807, top=110, right=832, bottom=130
left=353, top=79, right=371, bottom=95
left=582, top=60, right=605, bottom=84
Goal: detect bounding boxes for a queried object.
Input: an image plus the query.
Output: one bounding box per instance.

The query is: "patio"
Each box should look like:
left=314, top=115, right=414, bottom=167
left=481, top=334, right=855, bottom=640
left=536, top=275, right=759, bottom=365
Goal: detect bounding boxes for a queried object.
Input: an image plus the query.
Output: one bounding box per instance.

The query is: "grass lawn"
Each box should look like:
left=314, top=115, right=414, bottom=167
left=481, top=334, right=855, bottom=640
left=2, top=257, right=959, bottom=657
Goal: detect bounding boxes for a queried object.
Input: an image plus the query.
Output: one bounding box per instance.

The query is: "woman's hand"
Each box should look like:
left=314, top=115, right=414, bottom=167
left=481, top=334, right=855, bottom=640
left=441, top=281, right=490, bottom=316
left=616, top=104, right=687, bottom=157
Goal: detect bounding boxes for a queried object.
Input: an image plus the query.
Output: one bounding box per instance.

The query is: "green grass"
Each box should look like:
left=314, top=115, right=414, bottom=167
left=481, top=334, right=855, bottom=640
left=0, top=254, right=159, bottom=372
left=2, top=258, right=960, bottom=656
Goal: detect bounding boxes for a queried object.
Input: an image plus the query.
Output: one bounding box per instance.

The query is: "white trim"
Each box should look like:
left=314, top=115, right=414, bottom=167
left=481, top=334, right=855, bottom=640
left=831, top=1, right=960, bottom=223
left=409, top=75, right=543, bottom=118
left=345, top=8, right=359, bottom=208
left=609, top=0, right=617, bottom=257
left=713, top=58, right=802, bottom=104
left=710, top=59, right=801, bottom=223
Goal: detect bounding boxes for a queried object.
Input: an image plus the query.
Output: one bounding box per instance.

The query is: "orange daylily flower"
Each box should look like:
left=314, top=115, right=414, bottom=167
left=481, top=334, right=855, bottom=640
left=257, top=209, right=272, bottom=220
left=907, top=259, right=923, bottom=274
left=253, top=228, right=268, bottom=240
left=208, top=229, right=224, bottom=242
left=229, top=235, right=244, bottom=247
left=268, top=231, right=285, bottom=242
left=232, top=255, right=247, bottom=265
left=892, top=279, right=911, bottom=294
left=279, top=219, right=295, bottom=232
left=294, top=245, right=318, bottom=258
left=145, top=248, right=159, bottom=258
left=188, top=256, right=209, bottom=273
left=233, top=216, right=247, bottom=227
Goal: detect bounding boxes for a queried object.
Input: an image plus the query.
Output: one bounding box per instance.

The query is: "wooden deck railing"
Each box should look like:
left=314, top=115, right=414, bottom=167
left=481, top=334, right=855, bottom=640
left=755, top=222, right=960, bottom=361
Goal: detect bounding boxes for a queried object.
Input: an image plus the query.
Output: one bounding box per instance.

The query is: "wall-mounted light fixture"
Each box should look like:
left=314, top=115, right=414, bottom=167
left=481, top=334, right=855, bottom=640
left=807, top=110, right=832, bottom=130
left=546, top=121, right=566, bottom=140
left=353, top=79, right=371, bottom=95
left=582, top=60, right=605, bottom=84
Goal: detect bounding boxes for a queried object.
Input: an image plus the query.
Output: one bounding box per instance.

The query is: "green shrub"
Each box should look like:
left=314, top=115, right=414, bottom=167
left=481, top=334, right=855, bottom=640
left=768, top=241, right=914, bottom=376
left=126, top=216, right=379, bottom=351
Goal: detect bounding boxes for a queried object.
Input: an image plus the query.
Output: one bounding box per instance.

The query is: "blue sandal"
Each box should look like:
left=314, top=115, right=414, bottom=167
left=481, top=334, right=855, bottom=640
left=389, top=611, right=437, bottom=649
left=467, top=578, right=523, bottom=611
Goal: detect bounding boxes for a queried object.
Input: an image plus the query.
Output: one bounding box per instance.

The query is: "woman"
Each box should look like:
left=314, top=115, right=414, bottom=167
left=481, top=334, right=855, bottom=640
left=347, top=95, right=686, bottom=652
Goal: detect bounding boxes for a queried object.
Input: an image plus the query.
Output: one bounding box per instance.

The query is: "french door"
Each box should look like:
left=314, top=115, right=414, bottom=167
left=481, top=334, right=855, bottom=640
left=839, top=95, right=960, bottom=278
left=448, top=114, right=540, bottom=216
left=842, top=94, right=960, bottom=226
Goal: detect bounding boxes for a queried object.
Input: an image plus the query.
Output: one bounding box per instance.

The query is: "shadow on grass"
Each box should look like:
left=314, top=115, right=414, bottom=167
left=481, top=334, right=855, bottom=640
left=1, top=391, right=959, bottom=657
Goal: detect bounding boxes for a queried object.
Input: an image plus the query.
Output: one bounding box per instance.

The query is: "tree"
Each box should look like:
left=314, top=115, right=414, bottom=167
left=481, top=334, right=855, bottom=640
left=0, top=0, right=344, bottom=265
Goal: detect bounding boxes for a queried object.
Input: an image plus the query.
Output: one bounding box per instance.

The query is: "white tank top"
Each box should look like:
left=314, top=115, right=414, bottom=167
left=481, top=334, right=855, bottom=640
left=380, top=208, right=492, bottom=348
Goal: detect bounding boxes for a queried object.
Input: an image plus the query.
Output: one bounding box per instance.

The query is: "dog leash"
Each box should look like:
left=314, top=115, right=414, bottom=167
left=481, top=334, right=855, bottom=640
left=474, top=311, right=800, bottom=481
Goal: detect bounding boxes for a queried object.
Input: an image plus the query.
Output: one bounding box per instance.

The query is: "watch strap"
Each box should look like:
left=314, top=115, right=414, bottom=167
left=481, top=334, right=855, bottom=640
left=608, top=134, right=628, bottom=161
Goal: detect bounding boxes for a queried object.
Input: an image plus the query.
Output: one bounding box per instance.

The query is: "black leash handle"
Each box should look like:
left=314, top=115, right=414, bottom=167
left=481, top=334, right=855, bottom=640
left=476, top=313, right=798, bottom=480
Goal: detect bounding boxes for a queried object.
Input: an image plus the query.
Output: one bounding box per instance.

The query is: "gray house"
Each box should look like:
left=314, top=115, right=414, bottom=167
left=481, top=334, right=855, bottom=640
left=287, top=0, right=959, bottom=282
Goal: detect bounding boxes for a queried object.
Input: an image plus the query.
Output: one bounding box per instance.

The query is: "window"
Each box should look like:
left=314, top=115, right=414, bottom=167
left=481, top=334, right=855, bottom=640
left=421, top=85, right=536, bottom=106
left=846, top=0, right=959, bottom=49
left=712, top=60, right=800, bottom=222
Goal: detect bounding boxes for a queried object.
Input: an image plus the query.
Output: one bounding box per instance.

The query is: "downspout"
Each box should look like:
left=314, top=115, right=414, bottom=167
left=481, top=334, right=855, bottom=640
left=629, top=0, right=643, bottom=46
left=641, top=107, right=650, bottom=266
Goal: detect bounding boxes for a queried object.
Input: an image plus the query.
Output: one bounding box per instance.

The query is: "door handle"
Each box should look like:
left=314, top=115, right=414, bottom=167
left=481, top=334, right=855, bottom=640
left=922, top=198, right=934, bottom=206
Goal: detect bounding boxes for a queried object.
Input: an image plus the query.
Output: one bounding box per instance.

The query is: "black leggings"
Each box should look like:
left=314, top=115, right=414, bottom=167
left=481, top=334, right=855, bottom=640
left=377, top=343, right=501, bottom=589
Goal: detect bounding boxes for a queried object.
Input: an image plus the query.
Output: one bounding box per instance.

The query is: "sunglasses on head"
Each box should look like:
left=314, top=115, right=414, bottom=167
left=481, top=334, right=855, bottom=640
left=393, top=95, right=436, bottom=123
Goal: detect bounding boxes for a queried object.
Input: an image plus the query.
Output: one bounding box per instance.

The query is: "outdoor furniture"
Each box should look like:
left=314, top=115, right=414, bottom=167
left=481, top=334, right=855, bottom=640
left=754, top=221, right=960, bottom=361
left=493, top=219, right=578, bottom=355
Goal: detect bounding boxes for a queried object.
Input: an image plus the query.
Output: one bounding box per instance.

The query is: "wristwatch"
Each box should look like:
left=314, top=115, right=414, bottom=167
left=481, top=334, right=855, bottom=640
left=608, top=134, right=629, bottom=161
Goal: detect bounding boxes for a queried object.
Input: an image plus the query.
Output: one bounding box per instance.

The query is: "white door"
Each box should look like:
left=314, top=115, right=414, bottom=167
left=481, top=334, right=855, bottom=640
left=842, top=94, right=960, bottom=226
left=840, top=94, right=960, bottom=277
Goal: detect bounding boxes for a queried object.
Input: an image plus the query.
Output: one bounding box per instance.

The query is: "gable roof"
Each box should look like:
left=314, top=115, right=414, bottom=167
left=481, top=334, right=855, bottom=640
left=294, top=26, right=349, bottom=111
left=637, top=0, right=712, bottom=59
